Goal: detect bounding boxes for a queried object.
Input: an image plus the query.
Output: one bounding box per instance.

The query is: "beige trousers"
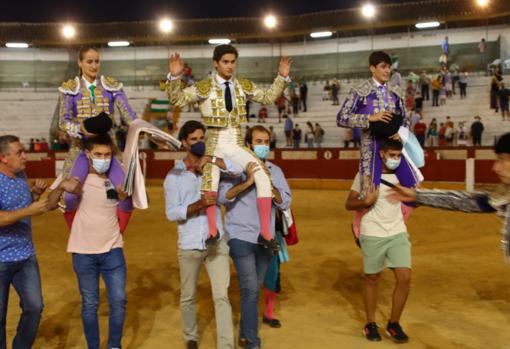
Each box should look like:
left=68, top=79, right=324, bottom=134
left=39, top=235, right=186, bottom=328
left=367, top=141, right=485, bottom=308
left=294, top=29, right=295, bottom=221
left=177, top=238, right=234, bottom=348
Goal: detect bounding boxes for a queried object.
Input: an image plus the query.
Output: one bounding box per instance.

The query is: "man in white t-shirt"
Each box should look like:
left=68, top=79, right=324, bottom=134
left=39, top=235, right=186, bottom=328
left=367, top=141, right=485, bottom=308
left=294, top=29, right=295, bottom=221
left=346, top=138, right=411, bottom=344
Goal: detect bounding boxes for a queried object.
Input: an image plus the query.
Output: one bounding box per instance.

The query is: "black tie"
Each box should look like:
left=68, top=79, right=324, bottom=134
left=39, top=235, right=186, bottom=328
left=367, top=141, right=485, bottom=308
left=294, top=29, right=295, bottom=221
left=224, top=82, right=233, bottom=112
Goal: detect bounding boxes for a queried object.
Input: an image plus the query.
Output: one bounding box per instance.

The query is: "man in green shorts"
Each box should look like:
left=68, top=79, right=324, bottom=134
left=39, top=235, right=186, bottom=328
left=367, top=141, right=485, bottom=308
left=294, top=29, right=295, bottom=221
left=345, top=138, right=411, bottom=344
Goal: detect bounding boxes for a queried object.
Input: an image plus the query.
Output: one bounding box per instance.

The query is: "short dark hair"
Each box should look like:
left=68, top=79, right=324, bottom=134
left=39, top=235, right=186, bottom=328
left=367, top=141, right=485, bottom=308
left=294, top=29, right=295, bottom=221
left=178, top=120, right=206, bottom=141
left=0, top=135, right=20, bottom=154
left=369, top=51, right=391, bottom=67
left=495, top=133, right=510, bottom=154
left=245, top=125, right=271, bottom=145
left=84, top=133, right=113, bottom=151
left=379, top=138, right=403, bottom=151
left=213, top=44, right=239, bottom=62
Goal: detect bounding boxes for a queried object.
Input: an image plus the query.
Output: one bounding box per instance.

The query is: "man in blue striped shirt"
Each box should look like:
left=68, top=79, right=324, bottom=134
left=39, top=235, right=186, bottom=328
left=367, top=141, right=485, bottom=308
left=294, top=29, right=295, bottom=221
left=218, top=125, right=292, bottom=349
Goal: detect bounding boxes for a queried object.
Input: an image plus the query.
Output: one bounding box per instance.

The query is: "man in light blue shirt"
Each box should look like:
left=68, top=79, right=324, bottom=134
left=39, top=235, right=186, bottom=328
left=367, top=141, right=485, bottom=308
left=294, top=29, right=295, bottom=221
left=218, top=125, right=292, bottom=349
left=164, top=120, right=239, bottom=349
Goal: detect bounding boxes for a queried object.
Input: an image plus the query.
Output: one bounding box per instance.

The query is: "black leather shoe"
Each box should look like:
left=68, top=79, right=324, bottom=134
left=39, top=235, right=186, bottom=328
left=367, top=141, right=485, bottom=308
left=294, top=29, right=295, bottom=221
left=257, top=235, right=279, bottom=253
left=205, top=234, right=220, bottom=245
left=186, top=340, right=198, bottom=349
left=263, top=315, right=282, bottom=328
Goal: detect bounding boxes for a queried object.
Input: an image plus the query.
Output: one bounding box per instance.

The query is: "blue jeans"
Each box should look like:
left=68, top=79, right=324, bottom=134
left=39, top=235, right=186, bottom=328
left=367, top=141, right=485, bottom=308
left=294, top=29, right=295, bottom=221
left=228, top=239, right=272, bottom=349
left=0, top=255, right=43, bottom=349
left=72, top=248, right=127, bottom=349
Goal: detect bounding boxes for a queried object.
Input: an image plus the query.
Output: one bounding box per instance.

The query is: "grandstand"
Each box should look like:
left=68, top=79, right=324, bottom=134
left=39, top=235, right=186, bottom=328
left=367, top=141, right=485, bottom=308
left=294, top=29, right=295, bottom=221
left=0, top=25, right=504, bottom=87
left=0, top=73, right=504, bottom=147
left=0, top=1, right=508, bottom=160
left=0, top=0, right=509, bottom=147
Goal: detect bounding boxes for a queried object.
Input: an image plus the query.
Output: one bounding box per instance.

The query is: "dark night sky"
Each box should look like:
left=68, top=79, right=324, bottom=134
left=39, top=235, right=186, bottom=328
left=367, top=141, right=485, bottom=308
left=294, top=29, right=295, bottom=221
left=0, top=0, right=408, bottom=22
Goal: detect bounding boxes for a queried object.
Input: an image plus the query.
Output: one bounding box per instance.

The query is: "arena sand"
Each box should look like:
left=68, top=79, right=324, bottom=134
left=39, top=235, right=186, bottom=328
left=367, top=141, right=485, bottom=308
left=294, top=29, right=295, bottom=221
left=5, top=187, right=506, bottom=349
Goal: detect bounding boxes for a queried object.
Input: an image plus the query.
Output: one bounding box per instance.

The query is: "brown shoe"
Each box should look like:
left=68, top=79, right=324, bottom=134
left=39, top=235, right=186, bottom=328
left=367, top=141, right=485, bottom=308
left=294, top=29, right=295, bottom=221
left=238, top=338, right=261, bottom=348
left=238, top=338, right=247, bottom=348
left=186, top=340, right=198, bottom=349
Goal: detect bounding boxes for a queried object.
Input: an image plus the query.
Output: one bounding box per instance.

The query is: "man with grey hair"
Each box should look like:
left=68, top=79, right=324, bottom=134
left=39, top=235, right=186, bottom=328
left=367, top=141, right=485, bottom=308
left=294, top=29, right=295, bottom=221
left=0, top=135, right=49, bottom=349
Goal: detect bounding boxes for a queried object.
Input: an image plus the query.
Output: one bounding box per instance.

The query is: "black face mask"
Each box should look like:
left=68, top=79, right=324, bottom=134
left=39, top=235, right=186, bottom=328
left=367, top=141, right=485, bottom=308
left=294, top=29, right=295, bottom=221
left=190, top=141, right=206, bottom=157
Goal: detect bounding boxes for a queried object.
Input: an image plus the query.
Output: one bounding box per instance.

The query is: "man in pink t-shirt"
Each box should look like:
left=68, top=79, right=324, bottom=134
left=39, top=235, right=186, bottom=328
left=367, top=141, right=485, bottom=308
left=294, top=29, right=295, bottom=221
left=48, top=133, right=131, bottom=349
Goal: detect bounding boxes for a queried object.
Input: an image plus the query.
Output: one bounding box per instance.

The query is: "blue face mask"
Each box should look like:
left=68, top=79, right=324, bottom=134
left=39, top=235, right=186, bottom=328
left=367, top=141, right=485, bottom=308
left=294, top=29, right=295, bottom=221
left=190, top=141, right=206, bottom=157
left=253, top=145, right=270, bottom=160
left=91, top=158, right=111, bottom=174
left=385, top=157, right=401, bottom=171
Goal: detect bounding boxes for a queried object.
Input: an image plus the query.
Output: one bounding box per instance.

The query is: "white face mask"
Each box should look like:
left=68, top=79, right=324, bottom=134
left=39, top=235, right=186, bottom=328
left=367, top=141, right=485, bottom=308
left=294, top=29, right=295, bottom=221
left=253, top=145, right=270, bottom=160
left=91, top=158, right=111, bottom=174
left=385, top=157, right=401, bottom=171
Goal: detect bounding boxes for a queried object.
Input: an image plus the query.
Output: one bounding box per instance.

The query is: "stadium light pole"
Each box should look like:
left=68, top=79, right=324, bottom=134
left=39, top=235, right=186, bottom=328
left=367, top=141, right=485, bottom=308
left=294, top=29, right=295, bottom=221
left=361, top=4, right=376, bottom=50
left=62, top=25, right=76, bottom=40
left=159, top=18, right=173, bottom=34
left=159, top=18, right=174, bottom=68
left=263, top=14, right=278, bottom=80
left=476, top=0, right=489, bottom=40
left=60, top=24, right=78, bottom=96
left=264, top=15, right=277, bottom=30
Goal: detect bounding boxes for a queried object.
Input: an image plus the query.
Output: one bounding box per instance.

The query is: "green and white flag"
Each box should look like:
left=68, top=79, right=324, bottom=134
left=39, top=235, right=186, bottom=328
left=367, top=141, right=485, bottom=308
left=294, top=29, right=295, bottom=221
left=150, top=99, right=170, bottom=112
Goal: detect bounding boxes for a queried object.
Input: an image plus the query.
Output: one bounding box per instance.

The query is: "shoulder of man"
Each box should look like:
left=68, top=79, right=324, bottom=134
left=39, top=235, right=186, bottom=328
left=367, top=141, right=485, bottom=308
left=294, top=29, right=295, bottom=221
left=237, top=78, right=256, bottom=95
left=388, top=82, right=405, bottom=100
left=100, top=75, right=124, bottom=92
left=164, top=166, right=184, bottom=186
left=352, top=79, right=374, bottom=97
left=58, top=76, right=80, bottom=95
left=193, top=78, right=212, bottom=98
left=170, top=160, right=187, bottom=176
left=267, top=161, right=285, bottom=177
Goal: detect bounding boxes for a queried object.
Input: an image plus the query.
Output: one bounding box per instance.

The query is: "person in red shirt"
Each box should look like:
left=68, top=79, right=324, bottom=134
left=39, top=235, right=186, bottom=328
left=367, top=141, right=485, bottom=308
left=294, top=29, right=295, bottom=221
left=413, top=118, right=427, bottom=148
left=275, top=94, right=288, bottom=123
left=33, top=139, right=41, bottom=152
left=258, top=106, right=268, bottom=123
left=438, top=123, right=447, bottom=146
left=40, top=138, right=49, bottom=152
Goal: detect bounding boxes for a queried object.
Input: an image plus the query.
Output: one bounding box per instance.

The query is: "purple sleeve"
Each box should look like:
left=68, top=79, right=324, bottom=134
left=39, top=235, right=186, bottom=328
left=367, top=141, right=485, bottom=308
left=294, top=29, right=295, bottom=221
left=113, top=90, right=137, bottom=125
left=109, top=157, right=133, bottom=212
left=58, top=93, right=81, bottom=139
left=64, top=152, right=89, bottom=212
left=336, top=89, right=370, bottom=129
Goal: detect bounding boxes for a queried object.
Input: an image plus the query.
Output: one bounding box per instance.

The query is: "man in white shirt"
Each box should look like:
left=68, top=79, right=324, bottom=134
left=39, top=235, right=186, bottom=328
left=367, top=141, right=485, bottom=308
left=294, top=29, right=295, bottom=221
left=164, top=120, right=240, bottom=349
left=346, top=138, right=411, bottom=344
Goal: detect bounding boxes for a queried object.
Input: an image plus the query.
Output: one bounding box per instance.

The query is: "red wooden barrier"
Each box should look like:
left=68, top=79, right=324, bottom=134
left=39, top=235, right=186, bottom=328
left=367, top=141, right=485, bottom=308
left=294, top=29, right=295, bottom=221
left=23, top=148, right=499, bottom=184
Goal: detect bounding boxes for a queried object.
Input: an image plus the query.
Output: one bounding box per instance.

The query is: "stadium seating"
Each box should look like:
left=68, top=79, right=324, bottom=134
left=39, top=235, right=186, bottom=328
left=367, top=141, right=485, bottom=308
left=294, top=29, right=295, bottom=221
left=0, top=75, right=505, bottom=148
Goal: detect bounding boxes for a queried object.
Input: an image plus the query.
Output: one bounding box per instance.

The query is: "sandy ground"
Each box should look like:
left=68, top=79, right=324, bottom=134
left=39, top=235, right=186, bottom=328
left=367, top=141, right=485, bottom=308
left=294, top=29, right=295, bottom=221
left=5, top=187, right=508, bottom=349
